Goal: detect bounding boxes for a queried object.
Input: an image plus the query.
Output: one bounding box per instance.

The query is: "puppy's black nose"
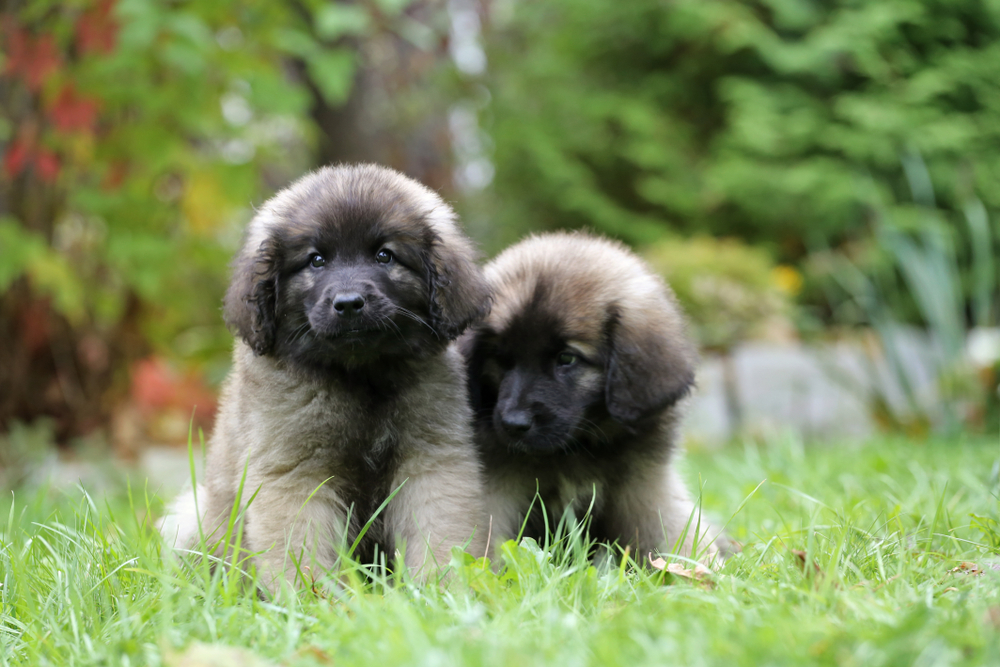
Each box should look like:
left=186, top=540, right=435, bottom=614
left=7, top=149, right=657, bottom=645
left=333, top=293, right=365, bottom=316
left=500, top=410, right=533, bottom=437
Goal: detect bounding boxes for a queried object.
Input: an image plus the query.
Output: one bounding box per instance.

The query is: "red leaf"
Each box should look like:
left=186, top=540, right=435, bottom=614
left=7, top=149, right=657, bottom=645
left=50, top=84, right=100, bottom=133
left=24, top=34, right=61, bottom=91
left=132, top=357, right=179, bottom=413
left=130, top=356, right=218, bottom=427
left=3, top=138, right=32, bottom=177
left=76, top=0, right=119, bottom=55
left=2, top=23, right=60, bottom=90
left=35, top=149, right=60, bottom=182
left=20, top=299, right=52, bottom=355
left=2, top=23, right=30, bottom=79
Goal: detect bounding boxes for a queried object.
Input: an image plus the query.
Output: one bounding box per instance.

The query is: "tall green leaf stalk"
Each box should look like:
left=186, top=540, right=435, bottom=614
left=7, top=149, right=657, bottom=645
left=828, top=153, right=999, bottom=434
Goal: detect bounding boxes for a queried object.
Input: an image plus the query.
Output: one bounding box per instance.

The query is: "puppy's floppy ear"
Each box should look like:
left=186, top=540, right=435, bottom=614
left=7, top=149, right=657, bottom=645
left=425, top=232, right=492, bottom=340
left=604, top=295, right=696, bottom=424
left=223, top=225, right=281, bottom=356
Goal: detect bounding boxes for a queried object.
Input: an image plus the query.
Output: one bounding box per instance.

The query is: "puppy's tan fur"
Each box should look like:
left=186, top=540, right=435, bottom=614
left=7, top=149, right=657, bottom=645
left=463, top=231, right=724, bottom=562
left=160, top=164, right=491, bottom=591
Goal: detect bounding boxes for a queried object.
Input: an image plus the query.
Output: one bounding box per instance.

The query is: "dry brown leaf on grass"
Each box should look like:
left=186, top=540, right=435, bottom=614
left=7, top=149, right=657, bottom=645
left=164, top=643, right=278, bottom=667
left=292, top=645, right=335, bottom=664
left=948, top=562, right=985, bottom=576
left=851, top=574, right=900, bottom=591
left=791, top=549, right=822, bottom=574
left=790, top=549, right=841, bottom=589
left=648, top=554, right=715, bottom=587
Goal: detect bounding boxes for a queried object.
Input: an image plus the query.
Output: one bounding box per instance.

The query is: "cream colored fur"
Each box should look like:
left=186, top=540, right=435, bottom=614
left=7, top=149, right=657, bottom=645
left=468, top=231, right=728, bottom=564
left=159, top=165, right=490, bottom=592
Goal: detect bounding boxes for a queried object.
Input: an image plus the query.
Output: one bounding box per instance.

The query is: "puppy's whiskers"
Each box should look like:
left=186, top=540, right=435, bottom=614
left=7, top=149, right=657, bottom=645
left=393, top=307, right=438, bottom=338
left=565, top=435, right=598, bottom=459
left=564, top=419, right=609, bottom=459
left=283, top=320, right=312, bottom=347
left=376, top=314, right=414, bottom=351
left=577, top=417, right=611, bottom=446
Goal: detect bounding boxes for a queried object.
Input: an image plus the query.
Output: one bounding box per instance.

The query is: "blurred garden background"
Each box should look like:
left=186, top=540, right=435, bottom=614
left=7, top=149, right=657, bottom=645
left=2, top=0, right=1000, bottom=471
left=2, top=4, right=1000, bottom=665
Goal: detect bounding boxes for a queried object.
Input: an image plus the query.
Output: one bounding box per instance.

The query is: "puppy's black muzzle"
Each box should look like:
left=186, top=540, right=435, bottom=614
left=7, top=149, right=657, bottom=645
left=332, top=292, right=366, bottom=317
left=310, top=268, right=386, bottom=338
left=499, top=409, right=533, bottom=438
left=494, top=368, right=568, bottom=453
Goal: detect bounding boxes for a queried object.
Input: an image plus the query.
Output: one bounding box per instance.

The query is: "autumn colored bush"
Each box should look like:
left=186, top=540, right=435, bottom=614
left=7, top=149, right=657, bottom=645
left=0, top=0, right=395, bottom=442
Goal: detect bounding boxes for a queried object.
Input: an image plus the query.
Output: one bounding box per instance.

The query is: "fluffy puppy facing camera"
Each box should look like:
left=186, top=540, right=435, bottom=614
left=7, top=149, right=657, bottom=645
left=462, top=231, right=724, bottom=563
left=159, top=164, right=491, bottom=592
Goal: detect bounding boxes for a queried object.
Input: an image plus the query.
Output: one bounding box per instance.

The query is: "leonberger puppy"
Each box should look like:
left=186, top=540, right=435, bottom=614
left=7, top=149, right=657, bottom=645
left=461, top=231, right=725, bottom=563
left=160, top=164, right=492, bottom=591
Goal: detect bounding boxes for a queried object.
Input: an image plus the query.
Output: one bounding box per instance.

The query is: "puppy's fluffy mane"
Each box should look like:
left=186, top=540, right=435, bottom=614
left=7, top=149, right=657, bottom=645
left=482, top=231, right=696, bottom=422
left=227, top=164, right=489, bottom=362
left=464, top=231, right=726, bottom=562
left=160, top=164, right=491, bottom=591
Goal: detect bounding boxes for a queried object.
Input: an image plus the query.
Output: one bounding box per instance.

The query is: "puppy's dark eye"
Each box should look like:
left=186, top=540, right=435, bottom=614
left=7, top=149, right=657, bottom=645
left=556, top=351, right=578, bottom=367
left=310, top=254, right=325, bottom=268
left=375, top=248, right=393, bottom=264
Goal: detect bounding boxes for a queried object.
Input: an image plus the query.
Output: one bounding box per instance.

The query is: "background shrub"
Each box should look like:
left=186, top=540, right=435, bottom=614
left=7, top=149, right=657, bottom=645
left=479, top=0, right=1000, bottom=264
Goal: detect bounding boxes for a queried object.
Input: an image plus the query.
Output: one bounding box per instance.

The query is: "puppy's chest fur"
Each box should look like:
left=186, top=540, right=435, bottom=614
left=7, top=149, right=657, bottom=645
left=243, top=367, right=423, bottom=558
left=302, top=385, right=400, bottom=511
left=482, top=428, right=672, bottom=543
left=289, top=383, right=401, bottom=461
left=491, top=452, right=615, bottom=523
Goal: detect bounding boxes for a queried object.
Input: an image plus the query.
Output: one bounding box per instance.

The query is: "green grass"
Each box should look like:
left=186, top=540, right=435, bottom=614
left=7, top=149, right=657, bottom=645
left=2, top=435, right=999, bottom=666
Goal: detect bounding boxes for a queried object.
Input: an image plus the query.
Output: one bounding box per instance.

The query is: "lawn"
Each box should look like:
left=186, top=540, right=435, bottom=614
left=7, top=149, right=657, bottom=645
left=1, top=435, right=998, bottom=666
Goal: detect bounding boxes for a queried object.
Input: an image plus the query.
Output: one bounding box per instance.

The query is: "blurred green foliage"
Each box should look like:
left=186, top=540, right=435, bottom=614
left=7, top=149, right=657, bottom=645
left=0, top=0, right=395, bottom=360
left=481, top=0, right=1000, bottom=260
left=643, top=236, right=794, bottom=351
left=4, top=0, right=1000, bottom=442
left=812, top=154, right=1000, bottom=433
left=0, top=0, right=406, bottom=436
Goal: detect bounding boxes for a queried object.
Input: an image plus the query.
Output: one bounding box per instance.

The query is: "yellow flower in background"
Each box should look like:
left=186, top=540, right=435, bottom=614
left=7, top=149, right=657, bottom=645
left=772, top=265, right=803, bottom=296
left=182, top=171, right=232, bottom=236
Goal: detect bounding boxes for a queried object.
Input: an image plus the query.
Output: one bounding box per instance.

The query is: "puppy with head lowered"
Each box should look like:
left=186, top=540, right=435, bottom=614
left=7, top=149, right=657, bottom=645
left=462, top=231, right=724, bottom=563
left=159, top=164, right=492, bottom=592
